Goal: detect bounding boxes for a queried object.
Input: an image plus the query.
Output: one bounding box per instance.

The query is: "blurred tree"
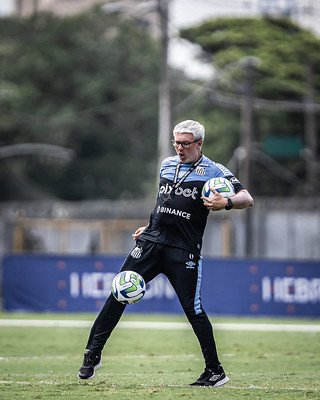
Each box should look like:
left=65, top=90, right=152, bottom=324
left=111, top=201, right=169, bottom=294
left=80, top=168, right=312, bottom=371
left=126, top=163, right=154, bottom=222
left=2, top=12, right=320, bottom=200
left=0, top=7, right=161, bottom=200
left=181, top=17, right=320, bottom=99
left=180, top=17, right=320, bottom=196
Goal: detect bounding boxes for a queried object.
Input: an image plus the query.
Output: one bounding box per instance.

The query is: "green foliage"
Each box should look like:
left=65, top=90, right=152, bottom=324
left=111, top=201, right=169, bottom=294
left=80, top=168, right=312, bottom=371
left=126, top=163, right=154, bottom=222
left=179, top=17, right=320, bottom=195
left=3, top=12, right=320, bottom=199
left=0, top=9, right=161, bottom=200
left=181, top=17, right=320, bottom=100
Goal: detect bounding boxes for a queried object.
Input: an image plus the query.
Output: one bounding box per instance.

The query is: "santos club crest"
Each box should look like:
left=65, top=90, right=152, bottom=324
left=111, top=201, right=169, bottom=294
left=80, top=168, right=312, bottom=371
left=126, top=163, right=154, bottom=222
left=131, top=246, right=143, bottom=259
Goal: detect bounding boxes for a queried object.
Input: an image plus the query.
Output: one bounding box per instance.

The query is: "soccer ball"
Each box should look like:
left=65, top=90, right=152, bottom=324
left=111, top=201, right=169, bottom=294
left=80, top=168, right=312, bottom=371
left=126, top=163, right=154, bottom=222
left=202, top=177, right=235, bottom=199
left=112, top=270, right=146, bottom=305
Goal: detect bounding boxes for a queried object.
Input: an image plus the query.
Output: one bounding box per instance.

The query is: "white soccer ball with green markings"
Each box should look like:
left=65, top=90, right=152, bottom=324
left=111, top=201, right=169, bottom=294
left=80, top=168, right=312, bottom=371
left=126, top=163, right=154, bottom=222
left=112, top=270, right=146, bottom=305
left=202, top=177, right=235, bottom=199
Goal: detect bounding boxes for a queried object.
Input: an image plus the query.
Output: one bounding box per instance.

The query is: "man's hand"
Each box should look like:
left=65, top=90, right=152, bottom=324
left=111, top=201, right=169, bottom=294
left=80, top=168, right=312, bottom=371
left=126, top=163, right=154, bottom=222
left=132, top=226, right=147, bottom=241
left=201, top=188, right=228, bottom=211
left=202, top=188, right=254, bottom=211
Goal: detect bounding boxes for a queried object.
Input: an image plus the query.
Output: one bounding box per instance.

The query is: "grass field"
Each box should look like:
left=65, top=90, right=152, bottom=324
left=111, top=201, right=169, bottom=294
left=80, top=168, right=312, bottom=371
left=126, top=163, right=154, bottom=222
left=0, top=313, right=319, bottom=400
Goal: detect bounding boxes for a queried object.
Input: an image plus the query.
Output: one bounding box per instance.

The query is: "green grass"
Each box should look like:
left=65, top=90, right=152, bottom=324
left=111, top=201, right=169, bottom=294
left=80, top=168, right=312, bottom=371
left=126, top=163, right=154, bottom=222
left=0, top=313, right=319, bottom=399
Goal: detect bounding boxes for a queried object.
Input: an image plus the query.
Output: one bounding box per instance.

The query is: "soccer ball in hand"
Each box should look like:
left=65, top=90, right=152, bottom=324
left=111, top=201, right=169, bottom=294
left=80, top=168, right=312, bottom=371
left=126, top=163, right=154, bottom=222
left=202, top=177, right=235, bottom=199
left=112, top=270, right=146, bottom=305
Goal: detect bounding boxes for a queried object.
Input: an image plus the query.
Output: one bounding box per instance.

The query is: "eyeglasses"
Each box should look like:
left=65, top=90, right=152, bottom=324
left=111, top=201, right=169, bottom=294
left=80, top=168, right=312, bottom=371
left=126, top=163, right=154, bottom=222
left=171, top=139, right=200, bottom=148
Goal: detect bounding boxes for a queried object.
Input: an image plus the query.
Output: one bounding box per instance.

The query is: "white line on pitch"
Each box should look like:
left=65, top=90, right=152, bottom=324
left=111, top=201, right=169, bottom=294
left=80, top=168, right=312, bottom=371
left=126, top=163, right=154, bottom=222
left=0, top=380, right=318, bottom=392
left=0, top=319, right=319, bottom=332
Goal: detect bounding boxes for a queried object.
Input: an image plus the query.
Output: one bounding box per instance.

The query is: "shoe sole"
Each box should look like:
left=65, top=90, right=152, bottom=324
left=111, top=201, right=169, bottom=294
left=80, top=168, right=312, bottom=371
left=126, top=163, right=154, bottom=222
left=191, top=375, right=230, bottom=387
left=78, top=361, right=102, bottom=379
left=210, top=375, right=229, bottom=387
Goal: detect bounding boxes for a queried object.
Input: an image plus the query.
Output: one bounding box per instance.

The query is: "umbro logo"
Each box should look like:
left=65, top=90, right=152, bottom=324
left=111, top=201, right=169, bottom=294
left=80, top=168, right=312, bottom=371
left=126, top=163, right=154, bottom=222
left=209, top=374, right=221, bottom=382
left=185, top=261, right=196, bottom=269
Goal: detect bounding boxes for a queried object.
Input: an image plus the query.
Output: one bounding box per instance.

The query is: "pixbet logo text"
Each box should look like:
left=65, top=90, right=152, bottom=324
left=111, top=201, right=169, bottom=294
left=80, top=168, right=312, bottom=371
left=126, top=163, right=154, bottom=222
left=159, top=183, right=198, bottom=200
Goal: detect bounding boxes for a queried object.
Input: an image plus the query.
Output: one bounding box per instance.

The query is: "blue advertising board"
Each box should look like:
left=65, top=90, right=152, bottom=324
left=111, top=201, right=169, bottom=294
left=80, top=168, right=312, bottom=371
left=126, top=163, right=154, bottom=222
left=2, top=255, right=320, bottom=317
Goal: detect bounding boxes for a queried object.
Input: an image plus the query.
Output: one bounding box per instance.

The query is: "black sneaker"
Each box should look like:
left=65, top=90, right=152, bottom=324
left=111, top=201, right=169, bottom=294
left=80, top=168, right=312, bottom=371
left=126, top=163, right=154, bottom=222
left=190, top=365, right=229, bottom=387
left=78, top=351, right=102, bottom=379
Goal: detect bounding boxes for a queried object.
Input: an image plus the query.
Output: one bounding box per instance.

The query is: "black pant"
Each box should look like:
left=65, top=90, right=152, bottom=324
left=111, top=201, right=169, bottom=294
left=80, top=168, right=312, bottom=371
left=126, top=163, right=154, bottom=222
left=86, top=239, right=221, bottom=369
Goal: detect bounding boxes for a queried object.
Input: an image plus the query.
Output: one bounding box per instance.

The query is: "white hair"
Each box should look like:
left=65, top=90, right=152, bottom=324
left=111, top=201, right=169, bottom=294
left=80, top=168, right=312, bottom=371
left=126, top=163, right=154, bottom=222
left=173, top=120, right=205, bottom=141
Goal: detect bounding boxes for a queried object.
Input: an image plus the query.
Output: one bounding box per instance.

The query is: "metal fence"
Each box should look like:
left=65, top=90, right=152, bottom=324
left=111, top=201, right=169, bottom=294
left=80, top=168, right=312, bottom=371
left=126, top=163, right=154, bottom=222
left=0, top=198, right=319, bottom=260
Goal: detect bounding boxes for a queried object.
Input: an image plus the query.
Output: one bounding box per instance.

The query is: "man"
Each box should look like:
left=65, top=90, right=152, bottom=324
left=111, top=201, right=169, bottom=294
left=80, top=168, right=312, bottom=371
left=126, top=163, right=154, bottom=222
left=78, top=120, right=254, bottom=386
